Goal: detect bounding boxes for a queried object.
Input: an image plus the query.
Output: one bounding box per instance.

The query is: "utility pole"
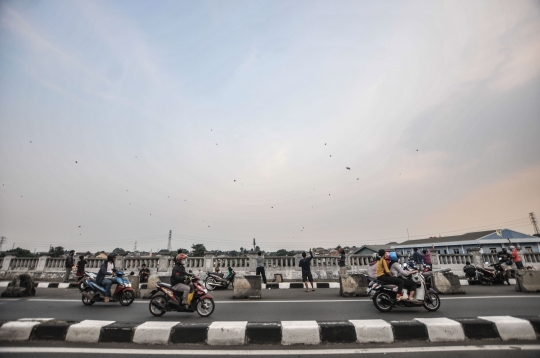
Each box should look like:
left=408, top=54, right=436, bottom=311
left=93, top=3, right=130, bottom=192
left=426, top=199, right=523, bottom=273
left=253, top=238, right=256, bottom=251
left=134, top=241, right=137, bottom=252
left=529, top=212, right=539, bottom=235
left=0, top=237, right=6, bottom=251
left=12, top=242, right=15, bottom=250
left=407, top=229, right=409, bottom=240
left=167, top=230, right=172, bottom=252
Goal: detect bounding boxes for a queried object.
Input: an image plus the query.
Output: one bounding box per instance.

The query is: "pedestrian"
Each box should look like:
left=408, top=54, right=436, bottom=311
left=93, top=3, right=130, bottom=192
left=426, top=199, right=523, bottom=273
left=509, top=246, right=524, bottom=270
left=63, top=250, right=76, bottom=283
left=76, top=255, right=87, bottom=284
left=421, top=249, right=432, bottom=265
left=139, top=263, right=150, bottom=283
left=497, top=247, right=512, bottom=285
left=338, top=247, right=346, bottom=276
left=255, top=251, right=268, bottom=286
left=376, top=249, right=405, bottom=301
left=411, top=248, right=423, bottom=266
left=299, top=249, right=315, bottom=292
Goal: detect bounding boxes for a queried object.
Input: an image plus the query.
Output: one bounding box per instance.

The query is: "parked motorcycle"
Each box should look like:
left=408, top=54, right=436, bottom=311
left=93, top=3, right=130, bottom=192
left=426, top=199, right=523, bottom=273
left=368, top=271, right=441, bottom=312
left=476, top=262, right=510, bottom=285
left=78, top=271, right=97, bottom=291
left=204, top=267, right=235, bottom=291
left=148, top=274, right=215, bottom=317
left=81, top=270, right=135, bottom=306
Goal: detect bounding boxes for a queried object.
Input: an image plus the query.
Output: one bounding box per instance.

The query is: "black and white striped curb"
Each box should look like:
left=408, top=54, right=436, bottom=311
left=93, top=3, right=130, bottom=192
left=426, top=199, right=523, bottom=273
left=0, top=316, right=538, bottom=345
left=0, top=282, right=340, bottom=289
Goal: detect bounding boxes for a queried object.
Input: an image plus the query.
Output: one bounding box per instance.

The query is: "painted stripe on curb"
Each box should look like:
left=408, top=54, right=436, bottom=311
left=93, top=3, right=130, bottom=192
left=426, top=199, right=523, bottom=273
left=133, top=321, right=179, bottom=345
left=349, top=319, right=394, bottom=343
left=31, top=321, right=72, bottom=341
left=479, top=316, right=536, bottom=340
left=246, top=322, right=282, bottom=344
left=414, top=318, right=465, bottom=342
left=100, top=322, right=139, bottom=343
left=390, top=320, right=429, bottom=342
left=207, top=321, right=247, bottom=346
left=0, top=282, right=10, bottom=287
left=0, top=321, right=40, bottom=341
left=170, top=323, right=209, bottom=344
left=66, top=320, right=115, bottom=343
left=281, top=320, right=320, bottom=345
left=318, top=321, right=356, bottom=343
left=453, top=318, right=500, bottom=340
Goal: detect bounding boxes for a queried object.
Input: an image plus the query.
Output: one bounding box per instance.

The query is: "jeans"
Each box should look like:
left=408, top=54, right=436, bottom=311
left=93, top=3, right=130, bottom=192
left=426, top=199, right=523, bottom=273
left=63, top=268, right=71, bottom=282
left=256, top=267, right=267, bottom=284
left=102, top=278, right=113, bottom=297
left=172, top=283, right=192, bottom=304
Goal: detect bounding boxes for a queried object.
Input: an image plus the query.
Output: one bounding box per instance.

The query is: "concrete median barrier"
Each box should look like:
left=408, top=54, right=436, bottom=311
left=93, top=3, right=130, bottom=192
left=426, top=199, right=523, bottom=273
left=1, top=316, right=538, bottom=345
left=515, top=270, right=540, bottom=293
left=430, top=272, right=465, bottom=294
left=339, top=274, right=369, bottom=297
left=232, top=275, right=262, bottom=299
left=142, top=275, right=161, bottom=299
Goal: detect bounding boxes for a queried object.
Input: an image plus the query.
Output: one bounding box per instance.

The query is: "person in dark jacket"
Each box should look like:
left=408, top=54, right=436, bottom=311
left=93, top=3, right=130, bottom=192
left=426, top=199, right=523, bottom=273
left=299, top=250, right=315, bottom=292
left=338, top=247, right=346, bottom=276
left=63, top=250, right=76, bottom=283
left=76, top=255, right=87, bottom=284
left=139, top=264, right=150, bottom=283
left=96, top=254, right=117, bottom=302
left=171, top=253, right=192, bottom=309
left=411, top=248, right=423, bottom=266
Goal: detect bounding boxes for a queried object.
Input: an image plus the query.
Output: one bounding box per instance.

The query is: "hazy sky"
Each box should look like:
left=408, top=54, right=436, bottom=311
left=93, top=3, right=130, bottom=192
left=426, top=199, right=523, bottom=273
left=1, top=0, right=539, bottom=254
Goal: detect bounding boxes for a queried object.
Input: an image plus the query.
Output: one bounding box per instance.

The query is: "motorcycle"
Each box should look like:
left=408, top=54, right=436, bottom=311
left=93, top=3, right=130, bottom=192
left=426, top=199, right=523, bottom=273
left=204, top=267, right=235, bottom=291
left=368, top=271, right=441, bottom=312
left=81, top=270, right=135, bottom=306
left=476, top=262, right=510, bottom=285
left=78, top=271, right=97, bottom=291
left=148, top=274, right=215, bottom=317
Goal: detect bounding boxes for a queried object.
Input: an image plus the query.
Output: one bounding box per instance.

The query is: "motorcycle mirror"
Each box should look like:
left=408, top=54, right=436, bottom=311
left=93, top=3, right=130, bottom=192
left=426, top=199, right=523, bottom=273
left=130, top=271, right=135, bottom=276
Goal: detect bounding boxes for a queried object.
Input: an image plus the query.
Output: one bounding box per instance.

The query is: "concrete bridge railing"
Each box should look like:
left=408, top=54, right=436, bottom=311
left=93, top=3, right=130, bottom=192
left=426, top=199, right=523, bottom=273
left=1, top=249, right=540, bottom=281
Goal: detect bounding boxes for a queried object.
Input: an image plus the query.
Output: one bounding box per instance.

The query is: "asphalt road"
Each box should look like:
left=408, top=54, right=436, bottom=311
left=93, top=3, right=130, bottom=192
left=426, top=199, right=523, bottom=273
left=0, top=285, right=539, bottom=323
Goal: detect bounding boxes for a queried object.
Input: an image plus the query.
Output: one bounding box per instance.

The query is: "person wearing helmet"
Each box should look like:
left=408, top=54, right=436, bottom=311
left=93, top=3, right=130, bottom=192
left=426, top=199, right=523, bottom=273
left=375, top=249, right=405, bottom=301
left=368, top=252, right=380, bottom=280
left=388, top=252, right=418, bottom=301
left=96, top=253, right=117, bottom=302
left=171, top=253, right=192, bottom=309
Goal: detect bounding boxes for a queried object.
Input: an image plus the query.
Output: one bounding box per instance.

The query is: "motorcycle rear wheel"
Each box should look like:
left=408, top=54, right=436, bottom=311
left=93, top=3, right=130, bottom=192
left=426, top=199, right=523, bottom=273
left=196, top=297, right=215, bottom=317
left=149, top=296, right=167, bottom=316
left=205, top=278, right=216, bottom=291
left=373, top=292, right=393, bottom=312
left=423, top=292, right=441, bottom=311
left=119, top=290, right=135, bottom=306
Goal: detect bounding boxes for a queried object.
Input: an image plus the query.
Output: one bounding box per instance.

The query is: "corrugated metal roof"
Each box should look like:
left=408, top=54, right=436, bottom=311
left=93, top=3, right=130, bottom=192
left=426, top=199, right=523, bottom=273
left=395, top=230, right=496, bottom=246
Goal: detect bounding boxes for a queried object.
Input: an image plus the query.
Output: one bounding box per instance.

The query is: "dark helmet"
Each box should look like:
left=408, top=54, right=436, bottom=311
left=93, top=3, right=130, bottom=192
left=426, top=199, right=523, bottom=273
left=107, top=253, right=117, bottom=262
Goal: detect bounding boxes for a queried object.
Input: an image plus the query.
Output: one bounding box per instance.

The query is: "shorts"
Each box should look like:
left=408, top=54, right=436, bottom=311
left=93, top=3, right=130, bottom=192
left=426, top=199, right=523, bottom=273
left=515, top=261, right=524, bottom=270
left=302, top=272, right=313, bottom=283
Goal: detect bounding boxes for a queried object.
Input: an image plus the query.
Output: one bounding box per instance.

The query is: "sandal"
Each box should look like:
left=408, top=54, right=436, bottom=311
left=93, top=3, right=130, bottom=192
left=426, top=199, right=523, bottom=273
left=305, top=289, right=310, bottom=292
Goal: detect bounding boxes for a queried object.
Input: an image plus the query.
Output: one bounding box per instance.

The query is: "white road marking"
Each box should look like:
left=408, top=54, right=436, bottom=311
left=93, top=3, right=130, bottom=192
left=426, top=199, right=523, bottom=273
left=0, top=345, right=539, bottom=355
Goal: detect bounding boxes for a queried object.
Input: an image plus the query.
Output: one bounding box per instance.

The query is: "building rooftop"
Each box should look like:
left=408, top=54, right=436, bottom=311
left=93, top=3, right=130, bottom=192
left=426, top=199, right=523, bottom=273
left=395, top=230, right=497, bottom=246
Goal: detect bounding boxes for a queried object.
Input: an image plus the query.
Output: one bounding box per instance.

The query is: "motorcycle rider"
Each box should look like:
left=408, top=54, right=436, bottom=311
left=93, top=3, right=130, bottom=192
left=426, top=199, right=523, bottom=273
left=388, top=252, right=418, bottom=301
left=497, top=247, right=512, bottom=284
left=376, top=249, right=405, bottom=301
left=96, top=253, right=117, bottom=302
left=368, top=253, right=379, bottom=280
left=171, top=253, right=193, bottom=309
left=411, top=248, right=423, bottom=267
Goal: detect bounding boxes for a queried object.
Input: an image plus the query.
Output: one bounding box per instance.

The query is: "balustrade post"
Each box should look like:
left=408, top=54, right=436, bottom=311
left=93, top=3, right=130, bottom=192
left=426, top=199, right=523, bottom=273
left=35, top=255, right=49, bottom=273
left=247, top=251, right=257, bottom=273
left=0, top=255, right=14, bottom=272
left=467, top=248, right=483, bottom=267
left=204, top=251, right=215, bottom=272
left=294, top=253, right=303, bottom=271
left=157, top=255, right=169, bottom=273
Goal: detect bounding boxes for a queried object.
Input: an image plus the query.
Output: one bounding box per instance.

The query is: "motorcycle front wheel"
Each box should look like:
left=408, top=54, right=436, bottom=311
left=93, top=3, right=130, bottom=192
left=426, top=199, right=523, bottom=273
left=373, top=292, right=393, bottom=312
left=196, top=297, right=215, bottom=317
left=119, top=290, right=135, bottom=306
left=81, top=289, right=95, bottom=306
left=149, top=296, right=167, bottom=316
left=423, top=292, right=441, bottom=311
left=205, top=278, right=216, bottom=291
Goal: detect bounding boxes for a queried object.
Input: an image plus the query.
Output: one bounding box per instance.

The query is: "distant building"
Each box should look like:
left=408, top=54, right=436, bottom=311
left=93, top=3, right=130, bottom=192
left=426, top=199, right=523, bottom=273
left=95, top=253, right=108, bottom=259
left=352, top=242, right=397, bottom=255
left=391, top=229, right=540, bottom=256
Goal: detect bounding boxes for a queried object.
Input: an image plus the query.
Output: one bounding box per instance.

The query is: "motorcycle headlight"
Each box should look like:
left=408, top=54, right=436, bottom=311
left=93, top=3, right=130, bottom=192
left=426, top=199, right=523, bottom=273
left=203, top=289, right=208, bottom=294
left=125, top=283, right=131, bottom=288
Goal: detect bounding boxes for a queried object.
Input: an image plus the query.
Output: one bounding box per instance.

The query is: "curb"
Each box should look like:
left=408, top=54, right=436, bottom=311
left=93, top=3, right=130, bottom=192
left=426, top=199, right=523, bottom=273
left=0, top=282, right=341, bottom=290
left=459, top=279, right=516, bottom=286
left=0, top=316, right=538, bottom=345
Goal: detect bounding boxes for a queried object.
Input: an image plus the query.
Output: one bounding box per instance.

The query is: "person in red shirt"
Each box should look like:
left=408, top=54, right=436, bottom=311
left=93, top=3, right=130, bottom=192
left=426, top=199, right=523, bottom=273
left=510, top=246, right=523, bottom=270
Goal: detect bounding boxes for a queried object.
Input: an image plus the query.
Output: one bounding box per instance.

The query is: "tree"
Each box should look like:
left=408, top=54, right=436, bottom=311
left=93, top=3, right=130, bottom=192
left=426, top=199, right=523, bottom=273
left=191, top=244, right=207, bottom=257
left=228, top=250, right=238, bottom=257
left=48, top=246, right=65, bottom=257
left=275, top=249, right=296, bottom=257
left=7, top=247, right=36, bottom=257
left=112, top=248, right=126, bottom=255
left=255, top=245, right=260, bottom=252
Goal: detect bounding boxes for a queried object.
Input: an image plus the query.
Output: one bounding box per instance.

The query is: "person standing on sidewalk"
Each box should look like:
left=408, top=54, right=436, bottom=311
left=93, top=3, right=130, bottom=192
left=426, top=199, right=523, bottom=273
left=63, top=250, right=76, bottom=283
left=299, top=249, right=315, bottom=292
left=510, top=246, right=524, bottom=270
left=411, top=248, right=423, bottom=266
left=255, top=251, right=267, bottom=287
left=76, top=255, right=87, bottom=284
left=338, top=247, right=346, bottom=276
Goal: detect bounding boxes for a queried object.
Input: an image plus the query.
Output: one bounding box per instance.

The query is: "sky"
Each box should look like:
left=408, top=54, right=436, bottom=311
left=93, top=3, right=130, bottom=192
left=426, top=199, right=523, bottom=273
left=1, top=0, right=539, bottom=254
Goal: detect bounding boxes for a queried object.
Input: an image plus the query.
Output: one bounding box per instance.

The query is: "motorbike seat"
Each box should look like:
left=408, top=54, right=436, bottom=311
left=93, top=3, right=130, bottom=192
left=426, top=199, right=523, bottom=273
left=158, top=282, right=172, bottom=288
